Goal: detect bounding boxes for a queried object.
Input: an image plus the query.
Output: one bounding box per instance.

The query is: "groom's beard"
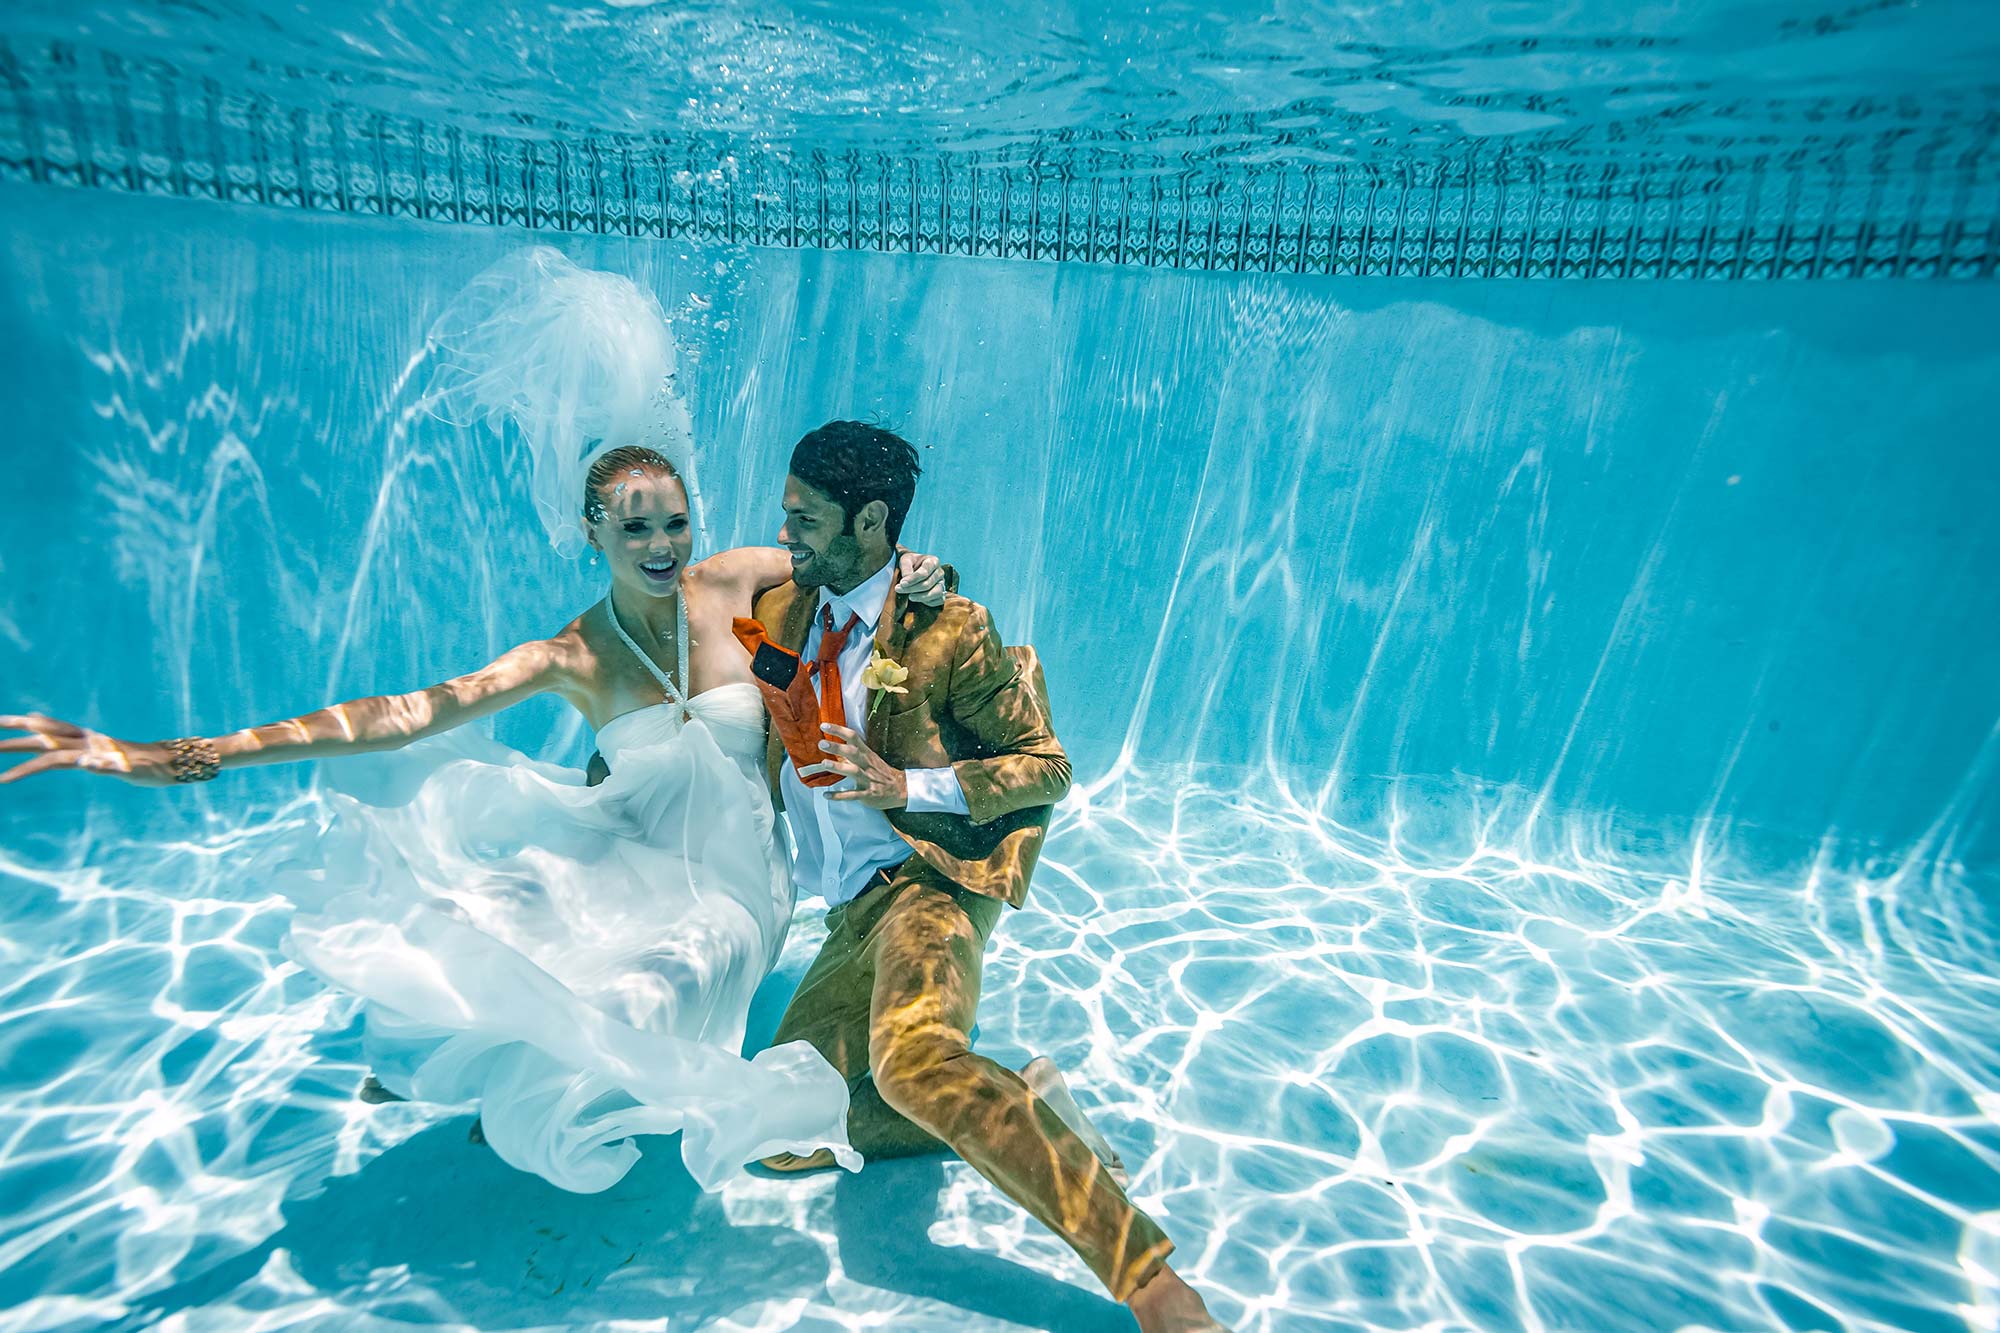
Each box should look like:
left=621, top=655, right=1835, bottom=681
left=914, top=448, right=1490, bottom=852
left=791, top=534, right=881, bottom=593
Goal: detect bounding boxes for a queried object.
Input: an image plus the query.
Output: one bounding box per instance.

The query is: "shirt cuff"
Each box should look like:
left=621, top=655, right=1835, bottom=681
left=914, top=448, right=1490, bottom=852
left=903, top=766, right=970, bottom=815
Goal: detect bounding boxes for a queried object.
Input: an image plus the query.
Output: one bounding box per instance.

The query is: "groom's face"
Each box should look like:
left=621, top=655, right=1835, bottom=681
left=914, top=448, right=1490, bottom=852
left=779, top=474, right=872, bottom=591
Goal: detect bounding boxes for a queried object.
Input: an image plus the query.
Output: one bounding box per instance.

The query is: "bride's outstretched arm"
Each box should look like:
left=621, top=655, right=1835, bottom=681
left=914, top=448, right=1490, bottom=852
left=1, top=638, right=578, bottom=787
left=693, top=546, right=952, bottom=604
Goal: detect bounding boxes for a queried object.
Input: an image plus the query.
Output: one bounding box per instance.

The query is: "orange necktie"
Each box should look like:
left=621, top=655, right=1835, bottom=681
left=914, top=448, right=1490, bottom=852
left=811, top=604, right=860, bottom=731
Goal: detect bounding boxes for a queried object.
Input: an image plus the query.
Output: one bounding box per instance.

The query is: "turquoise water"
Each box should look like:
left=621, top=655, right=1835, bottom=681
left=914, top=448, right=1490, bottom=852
left=6, top=1, right=2000, bottom=277
left=4, top=5, right=2000, bottom=1332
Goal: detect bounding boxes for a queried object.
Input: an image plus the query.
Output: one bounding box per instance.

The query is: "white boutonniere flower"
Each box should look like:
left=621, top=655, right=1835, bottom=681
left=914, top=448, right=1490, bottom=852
left=860, top=650, right=910, bottom=717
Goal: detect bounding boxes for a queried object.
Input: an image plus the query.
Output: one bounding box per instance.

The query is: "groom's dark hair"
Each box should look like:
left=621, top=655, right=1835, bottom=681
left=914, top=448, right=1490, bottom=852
left=789, top=421, right=922, bottom=544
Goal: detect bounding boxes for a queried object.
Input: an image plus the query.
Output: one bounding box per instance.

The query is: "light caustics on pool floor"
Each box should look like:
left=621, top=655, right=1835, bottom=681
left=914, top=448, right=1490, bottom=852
left=1, top=769, right=1996, bottom=1333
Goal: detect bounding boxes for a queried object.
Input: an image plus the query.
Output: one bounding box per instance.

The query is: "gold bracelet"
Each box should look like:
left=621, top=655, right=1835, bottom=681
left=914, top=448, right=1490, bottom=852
left=166, top=737, right=221, bottom=783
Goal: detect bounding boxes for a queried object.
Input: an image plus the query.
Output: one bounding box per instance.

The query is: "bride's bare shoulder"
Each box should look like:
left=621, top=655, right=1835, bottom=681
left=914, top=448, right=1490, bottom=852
left=687, top=546, right=789, bottom=601
left=547, top=606, right=611, bottom=667
left=528, top=608, right=621, bottom=713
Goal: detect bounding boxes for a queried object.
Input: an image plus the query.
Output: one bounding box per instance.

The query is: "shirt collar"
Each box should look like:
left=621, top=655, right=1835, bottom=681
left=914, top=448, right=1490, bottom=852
left=817, top=558, right=897, bottom=634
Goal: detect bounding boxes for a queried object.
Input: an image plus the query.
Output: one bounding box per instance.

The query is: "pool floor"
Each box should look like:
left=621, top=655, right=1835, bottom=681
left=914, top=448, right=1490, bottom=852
left=1, top=771, right=1996, bottom=1331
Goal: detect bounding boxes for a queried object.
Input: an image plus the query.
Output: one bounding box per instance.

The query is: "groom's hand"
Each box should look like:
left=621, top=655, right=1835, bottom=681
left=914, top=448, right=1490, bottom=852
left=894, top=552, right=949, bottom=608
left=803, top=723, right=908, bottom=808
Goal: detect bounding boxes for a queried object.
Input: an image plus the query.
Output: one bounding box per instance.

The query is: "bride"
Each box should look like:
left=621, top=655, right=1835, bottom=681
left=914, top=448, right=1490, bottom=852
left=0, top=249, right=947, bottom=1194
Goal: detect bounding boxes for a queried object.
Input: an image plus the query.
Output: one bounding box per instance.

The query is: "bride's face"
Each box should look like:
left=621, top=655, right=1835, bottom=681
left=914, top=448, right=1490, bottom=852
left=588, top=469, right=694, bottom=597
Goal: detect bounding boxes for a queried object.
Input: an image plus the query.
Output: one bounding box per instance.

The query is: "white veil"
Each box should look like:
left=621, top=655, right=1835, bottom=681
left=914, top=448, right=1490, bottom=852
left=423, top=247, right=697, bottom=558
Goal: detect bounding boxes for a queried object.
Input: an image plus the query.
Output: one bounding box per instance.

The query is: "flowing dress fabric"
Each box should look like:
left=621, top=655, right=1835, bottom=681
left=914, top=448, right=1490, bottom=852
left=276, top=684, right=858, bottom=1192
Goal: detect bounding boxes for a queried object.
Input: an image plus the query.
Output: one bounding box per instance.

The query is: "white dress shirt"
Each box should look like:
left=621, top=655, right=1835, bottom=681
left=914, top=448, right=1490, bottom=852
left=780, top=558, right=970, bottom=908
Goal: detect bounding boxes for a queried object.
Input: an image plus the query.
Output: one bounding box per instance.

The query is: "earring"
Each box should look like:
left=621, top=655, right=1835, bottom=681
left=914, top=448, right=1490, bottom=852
left=590, top=552, right=600, bottom=566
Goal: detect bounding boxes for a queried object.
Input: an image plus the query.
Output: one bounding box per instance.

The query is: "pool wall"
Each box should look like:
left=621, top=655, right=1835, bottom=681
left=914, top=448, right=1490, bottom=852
left=2, top=184, right=1996, bottom=877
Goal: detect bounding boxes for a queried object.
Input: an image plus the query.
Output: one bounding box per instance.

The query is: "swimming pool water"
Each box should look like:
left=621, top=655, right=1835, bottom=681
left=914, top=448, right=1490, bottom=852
left=5, top=2, right=2000, bottom=278
left=3, top=4, right=2000, bottom=1331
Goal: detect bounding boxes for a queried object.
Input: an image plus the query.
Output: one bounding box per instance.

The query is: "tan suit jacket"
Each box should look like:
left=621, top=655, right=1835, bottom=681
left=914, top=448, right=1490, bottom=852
left=754, top=579, right=1067, bottom=909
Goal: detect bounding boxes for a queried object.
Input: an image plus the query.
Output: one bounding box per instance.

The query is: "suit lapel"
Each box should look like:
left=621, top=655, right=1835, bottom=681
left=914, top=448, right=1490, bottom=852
left=864, top=584, right=914, bottom=753
left=772, top=580, right=818, bottom=654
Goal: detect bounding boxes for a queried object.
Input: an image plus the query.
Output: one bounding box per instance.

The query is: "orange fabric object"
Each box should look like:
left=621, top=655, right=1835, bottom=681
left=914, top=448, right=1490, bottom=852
left=813, top=604, right=857, bottom=730
left=731, top=612, right=856, bottom=788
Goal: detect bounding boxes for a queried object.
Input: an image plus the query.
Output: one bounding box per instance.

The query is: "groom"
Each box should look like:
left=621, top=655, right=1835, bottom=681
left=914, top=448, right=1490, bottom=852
left=739, top=422, right=1225, bottom=1332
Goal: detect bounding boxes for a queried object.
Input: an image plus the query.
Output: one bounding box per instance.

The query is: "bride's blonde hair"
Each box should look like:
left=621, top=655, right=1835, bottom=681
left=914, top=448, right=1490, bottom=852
left=583, top=445, right=682, bottom=524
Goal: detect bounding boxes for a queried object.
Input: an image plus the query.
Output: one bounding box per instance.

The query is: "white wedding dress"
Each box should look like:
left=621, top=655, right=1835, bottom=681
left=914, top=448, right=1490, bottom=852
left=274, top=680, right=859, bottom=1193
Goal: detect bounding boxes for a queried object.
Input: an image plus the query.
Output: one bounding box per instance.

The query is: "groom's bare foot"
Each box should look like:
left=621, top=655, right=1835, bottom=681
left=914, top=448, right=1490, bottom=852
left=1021, top=1056, right=1128, bottom=1187
left=358, top=1075, right=405, bottom=1104
left=1128, top=1264, right=1230, bottom=1332
left=755, top=1148, right=841, bottom=1174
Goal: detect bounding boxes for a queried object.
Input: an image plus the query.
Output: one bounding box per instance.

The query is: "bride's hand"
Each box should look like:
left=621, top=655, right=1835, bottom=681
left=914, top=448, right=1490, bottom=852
left=0, top=714, right=181, bottom=786
left=895, top=552, right=948, bottom=608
